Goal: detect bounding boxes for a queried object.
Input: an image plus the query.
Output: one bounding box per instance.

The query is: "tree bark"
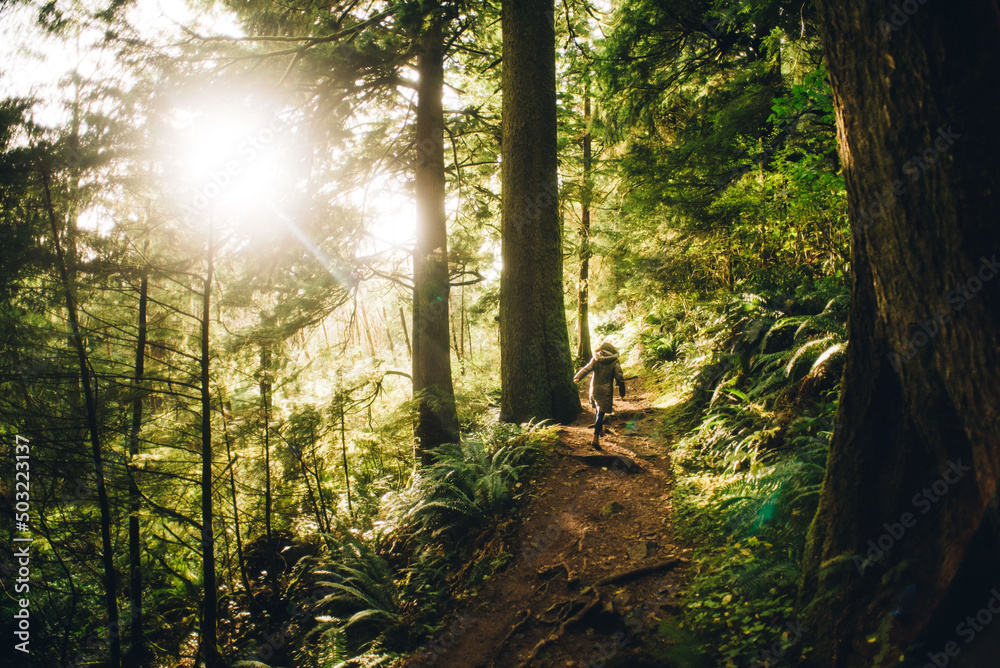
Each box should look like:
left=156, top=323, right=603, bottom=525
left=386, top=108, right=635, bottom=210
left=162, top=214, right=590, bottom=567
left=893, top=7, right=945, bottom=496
left=399, top=304, right=412, bottom=360
left=577, top=92, right=593, bottom=365
left=799, top=2, right=1000, bottom=666
left=413, top=14, right=460, bottom=464
left=500, top=0, right=582, bottom=424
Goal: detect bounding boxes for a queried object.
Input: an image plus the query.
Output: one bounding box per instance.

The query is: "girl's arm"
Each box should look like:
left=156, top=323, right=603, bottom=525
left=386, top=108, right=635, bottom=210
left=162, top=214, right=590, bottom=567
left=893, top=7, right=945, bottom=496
left=573, top=358, right=595, bottom=382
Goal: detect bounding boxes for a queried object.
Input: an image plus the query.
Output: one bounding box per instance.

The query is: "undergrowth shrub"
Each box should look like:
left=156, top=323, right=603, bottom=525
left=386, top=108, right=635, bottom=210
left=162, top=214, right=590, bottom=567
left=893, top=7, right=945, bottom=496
left=278, top=421, right=558, bottom=667
left=389, top=421, right=550, bottom=539
left=286, top=523, right=400, bottom=666
left=648, top=278, right=846, bottom=666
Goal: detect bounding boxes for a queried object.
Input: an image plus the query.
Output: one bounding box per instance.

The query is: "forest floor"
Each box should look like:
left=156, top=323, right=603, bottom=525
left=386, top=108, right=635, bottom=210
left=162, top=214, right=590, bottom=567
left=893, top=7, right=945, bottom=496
left=399, top=376, right=693, bottom=668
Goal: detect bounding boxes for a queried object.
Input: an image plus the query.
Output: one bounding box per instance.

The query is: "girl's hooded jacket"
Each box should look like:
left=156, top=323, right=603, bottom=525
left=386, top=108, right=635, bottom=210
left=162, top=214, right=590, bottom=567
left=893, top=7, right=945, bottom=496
left=574, top=341, right=625, bottom=413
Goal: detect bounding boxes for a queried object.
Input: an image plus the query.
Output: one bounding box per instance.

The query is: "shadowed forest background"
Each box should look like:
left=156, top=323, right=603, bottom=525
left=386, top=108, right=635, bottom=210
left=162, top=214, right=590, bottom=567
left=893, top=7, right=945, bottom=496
left=1, top=0, right=999, bottom=667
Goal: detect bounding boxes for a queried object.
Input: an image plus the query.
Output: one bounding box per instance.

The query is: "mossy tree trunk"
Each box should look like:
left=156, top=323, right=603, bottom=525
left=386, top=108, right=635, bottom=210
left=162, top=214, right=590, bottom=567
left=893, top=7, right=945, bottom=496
left=413, top=14, right=460, bottom=464
left=500, top=0, right=582, bottom=424
left=800, top=2, right=1000, bottom=666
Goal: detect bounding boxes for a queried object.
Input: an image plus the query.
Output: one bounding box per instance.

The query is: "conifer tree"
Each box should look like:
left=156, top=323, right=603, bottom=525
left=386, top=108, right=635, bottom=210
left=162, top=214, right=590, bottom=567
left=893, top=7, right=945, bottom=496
left=799, top=2, right=1000, bottom=665
left=499, top=0, right=581, bottom=423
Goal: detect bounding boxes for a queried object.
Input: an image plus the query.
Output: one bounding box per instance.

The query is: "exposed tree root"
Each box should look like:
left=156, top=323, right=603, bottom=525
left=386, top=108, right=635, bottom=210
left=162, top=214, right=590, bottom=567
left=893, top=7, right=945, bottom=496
left=515, top=589, right=603, bottom=668
left=565, top=452, right=641, bottom=473
left=591, top=557, right=684, bottom=588
left=537, top=599, right=578, bottom=625
left=536, top=560, right=578, bottom=587
left=488, top=608, right=533, bottom=668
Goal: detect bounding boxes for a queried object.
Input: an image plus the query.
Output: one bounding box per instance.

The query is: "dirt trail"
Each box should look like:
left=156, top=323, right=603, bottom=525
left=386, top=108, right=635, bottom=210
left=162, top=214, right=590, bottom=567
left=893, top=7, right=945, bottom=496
left=406, top=377, right=690, bottom=668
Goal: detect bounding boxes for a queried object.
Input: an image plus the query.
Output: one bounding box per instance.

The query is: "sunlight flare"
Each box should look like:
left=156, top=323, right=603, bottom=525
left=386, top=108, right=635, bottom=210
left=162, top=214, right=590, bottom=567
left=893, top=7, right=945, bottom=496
left=157, top=90, right=307, bottom=230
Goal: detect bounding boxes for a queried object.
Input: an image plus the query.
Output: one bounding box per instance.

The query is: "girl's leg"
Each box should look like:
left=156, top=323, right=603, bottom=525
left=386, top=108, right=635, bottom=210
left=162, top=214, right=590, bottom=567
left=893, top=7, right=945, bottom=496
left=592, top=410, right=605, bottom=448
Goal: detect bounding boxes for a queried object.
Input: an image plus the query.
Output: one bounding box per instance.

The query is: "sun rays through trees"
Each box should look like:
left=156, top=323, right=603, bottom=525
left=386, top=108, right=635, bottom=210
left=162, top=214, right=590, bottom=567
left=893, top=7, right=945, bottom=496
left=1, top=0, right=997, bottom=666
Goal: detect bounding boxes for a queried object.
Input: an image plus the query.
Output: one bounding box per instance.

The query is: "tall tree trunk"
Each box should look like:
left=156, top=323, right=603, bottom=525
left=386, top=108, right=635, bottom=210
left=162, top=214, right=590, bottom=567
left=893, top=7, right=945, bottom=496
left=259, top=343, right=277, bottom=604
left=126, top=272, right=148, bottom=668
left=310, top=434, right=331, bottom=532
left=339, top=397, right=353, bottom=515
left=412, top=14, right=460, bottom=464
left=577, top=91, right=593, bottom=365
left=219, top=399, right=253, bottom=614
left=293, top=442, right=326, bottom=534
left=799, top=3, right=1000, bottom=666
left=500, top=0, right=582, bottom=424
left=460, top=287, right=467, bottom=359
left=41, top=172, right=121, bottom=668
left=200, top=226, right=219, bottom=668
left=399, top=304, right=412, bottom=360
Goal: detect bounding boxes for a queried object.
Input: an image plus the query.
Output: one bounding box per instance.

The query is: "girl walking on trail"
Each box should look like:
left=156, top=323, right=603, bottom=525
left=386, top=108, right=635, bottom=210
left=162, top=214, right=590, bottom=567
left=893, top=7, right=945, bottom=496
left=573, top=339, right=626, bottom=449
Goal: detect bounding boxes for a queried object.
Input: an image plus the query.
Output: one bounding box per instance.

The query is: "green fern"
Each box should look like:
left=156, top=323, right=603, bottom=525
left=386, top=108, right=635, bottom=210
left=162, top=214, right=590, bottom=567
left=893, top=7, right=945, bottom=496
left=733, top=557, right=801, bottom=596
left=333, top=652, right=396, bottom=668
left=393, top=424, right=545, bottom=540
left=785, top=335, right=836, bottom=379
left=810, top=341, right=845, bottom=374
left=296, top=528, right=402, bottom=661
left=318, top=624, right=348, bottom=667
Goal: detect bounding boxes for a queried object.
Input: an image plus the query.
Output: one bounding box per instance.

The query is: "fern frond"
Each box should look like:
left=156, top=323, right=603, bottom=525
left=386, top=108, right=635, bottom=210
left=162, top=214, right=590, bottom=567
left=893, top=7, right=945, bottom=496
left=810, top=342, right=845, bottom=372
left=785, top=335, right=835, bottom=378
